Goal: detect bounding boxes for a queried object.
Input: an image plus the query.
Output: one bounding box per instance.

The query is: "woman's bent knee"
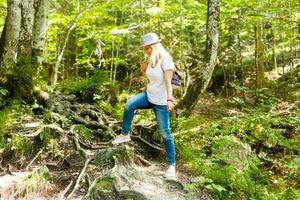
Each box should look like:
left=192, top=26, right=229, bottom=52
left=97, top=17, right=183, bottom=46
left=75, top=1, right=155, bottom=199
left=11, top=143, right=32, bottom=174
left=125, top=100, right=134, bottom=111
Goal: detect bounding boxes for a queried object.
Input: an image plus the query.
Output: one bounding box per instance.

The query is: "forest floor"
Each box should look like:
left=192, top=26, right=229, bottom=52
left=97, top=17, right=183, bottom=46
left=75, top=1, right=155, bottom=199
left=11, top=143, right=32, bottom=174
left=1, top=83, right=299, bottom=199
left=0, top=93, right=216, bottom=200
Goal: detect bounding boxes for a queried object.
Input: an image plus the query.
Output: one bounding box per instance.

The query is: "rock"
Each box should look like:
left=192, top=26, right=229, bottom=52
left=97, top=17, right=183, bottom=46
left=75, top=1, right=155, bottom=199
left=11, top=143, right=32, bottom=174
left=212, top=135, right=251, bottom=172
left=113, top=164, right=197, bottom=200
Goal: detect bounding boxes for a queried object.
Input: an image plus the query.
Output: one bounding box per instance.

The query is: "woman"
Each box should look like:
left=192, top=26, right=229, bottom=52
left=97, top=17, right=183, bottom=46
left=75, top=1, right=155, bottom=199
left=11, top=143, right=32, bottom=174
left=112, top=33, right=176, bottom=180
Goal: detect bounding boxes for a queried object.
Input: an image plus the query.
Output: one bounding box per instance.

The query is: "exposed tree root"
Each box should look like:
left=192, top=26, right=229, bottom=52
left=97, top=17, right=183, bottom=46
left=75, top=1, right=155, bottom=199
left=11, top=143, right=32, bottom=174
left=66, top=157, right=93, bottom=200
left=83, top=169, right=115, bottom=200
left=0, top=93, right=214, bottom=200
left=134, top=154, right=152, bottom=166
left=23, top=123, right=64, bottom=138
left=131, top=135, right=163, bottom=151
left=25, top=147, right=44, bottom=170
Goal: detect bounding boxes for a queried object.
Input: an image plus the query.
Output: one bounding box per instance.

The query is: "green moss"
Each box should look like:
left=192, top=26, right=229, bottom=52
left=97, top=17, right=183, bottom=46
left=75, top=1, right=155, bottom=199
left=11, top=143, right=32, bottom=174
left=95, top=177, right=114, bottom=193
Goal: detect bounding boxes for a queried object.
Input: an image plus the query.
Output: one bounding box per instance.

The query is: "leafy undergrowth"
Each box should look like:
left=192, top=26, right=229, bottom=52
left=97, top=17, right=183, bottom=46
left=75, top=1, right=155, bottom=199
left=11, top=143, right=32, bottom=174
left=174, top=101, right=300, bottom=200
left=0, top=90, right=213, bottom=199
left=55, top=70, right=155, bottom=124
left=0, top=99, right=28, bottom=156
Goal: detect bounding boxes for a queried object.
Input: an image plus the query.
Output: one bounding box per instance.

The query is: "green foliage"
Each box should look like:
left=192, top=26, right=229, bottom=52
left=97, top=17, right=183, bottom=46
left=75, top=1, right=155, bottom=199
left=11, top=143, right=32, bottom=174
left=0, top=100, right=22, bottom=153
left=8, top=58, right=39, bottom=100
left=56, top=70, right=111, bottom=102
left=95, top=88, right=127, bottom=119
left=15, top=166, right=50, bottom=198
left=46, top=138, right=63, bottom=158
left=86, top=176, right=116, bottom=200
left=97, top=90, right=155, bottom=124
left=175, top=104, right=300, bottom=199
left=0, top=87, right=8, bottom=107
left=73, top=124, right=94, bottom=141
left=0, top=0, right=6, bottom=29
left=7, top=134, right=30, bottom=156
left=39, top=126, right=63, bottom=158
left=97, top=100, right=123, bottom=119
left=229, top=83, right=279, bottom=110
left=95, top=177, right=114, bottom=193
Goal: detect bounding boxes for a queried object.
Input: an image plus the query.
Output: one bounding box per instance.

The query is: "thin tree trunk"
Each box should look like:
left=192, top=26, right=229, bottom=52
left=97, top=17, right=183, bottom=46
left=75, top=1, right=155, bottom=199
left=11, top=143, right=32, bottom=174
left=113, top=43, right=119, bottom=84
left=237, top=20, right=243, bottom=81
left=32, top=0, right=49, bottom=69
left=64, top=28, right=77, bottom=79
left=157, top=0, right=161, bottom=36
left=297, top=23, right=300, bottom=58
left=255, top=17, right=265, bottom=89
left=52, top=22, right=77, bottom=85
left=140, top=0, right=144, bottom=34
left=281, top=35, right=285, bottom=74
left=176, top=0, right=219, bottom=116
left=110, top=41, right=114, bottom=83
left=179, top=0, right=189, bottom=95
left=271, top=28, right=277, bottom=69
left=203, top=0, right=219, bottom=91
left=50, top=1, right=91, bottom=85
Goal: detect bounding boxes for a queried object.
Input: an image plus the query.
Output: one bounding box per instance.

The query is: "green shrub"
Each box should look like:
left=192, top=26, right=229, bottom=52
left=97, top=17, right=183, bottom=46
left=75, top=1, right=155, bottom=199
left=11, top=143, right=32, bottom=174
left=56, top=70, right=111, bottom=102
left=7, top=134, right=31, bottom=156
left=175, top=106, right=300, bottom=199
left=0, top=87, right=8, bottom=108
left=73, top=124, right=94, bottom=141
left=0, top=100, right=22, bottom=153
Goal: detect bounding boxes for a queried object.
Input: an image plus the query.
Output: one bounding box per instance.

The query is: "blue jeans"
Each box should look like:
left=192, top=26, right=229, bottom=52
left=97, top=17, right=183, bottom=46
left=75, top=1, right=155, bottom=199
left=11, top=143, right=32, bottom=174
left=122, top=92, right=176, bottom=166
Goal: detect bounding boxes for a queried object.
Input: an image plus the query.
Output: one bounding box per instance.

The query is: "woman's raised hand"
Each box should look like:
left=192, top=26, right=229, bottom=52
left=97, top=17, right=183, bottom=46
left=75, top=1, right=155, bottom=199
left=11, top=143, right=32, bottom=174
left=140, top=61, right=148, bottom=74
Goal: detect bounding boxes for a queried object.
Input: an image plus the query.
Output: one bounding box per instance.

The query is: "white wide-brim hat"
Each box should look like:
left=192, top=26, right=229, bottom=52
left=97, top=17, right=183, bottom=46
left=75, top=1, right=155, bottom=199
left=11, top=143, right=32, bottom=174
left=141, top=33, right=161, bottom=47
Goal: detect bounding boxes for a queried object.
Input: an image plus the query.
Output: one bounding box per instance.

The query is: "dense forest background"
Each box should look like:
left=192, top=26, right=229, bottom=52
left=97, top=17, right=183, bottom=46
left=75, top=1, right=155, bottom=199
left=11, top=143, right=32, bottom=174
left=0, top=0, right=299, bottom=199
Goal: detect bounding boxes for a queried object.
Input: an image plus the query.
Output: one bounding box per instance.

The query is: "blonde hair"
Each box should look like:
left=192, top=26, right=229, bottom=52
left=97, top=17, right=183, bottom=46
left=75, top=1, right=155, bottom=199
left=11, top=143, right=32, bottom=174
left=149, top=43, right=171, bottom=67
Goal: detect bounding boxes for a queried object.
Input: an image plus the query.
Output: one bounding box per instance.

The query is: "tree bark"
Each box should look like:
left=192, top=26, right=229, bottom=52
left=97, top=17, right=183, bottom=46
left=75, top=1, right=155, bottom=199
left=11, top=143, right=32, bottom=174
left=0, top=0, right=49, bottom=100
left=271, top=28, right=277, bottom=69
left=0, top=0, right=22, bottom=72
left=32, top=0, right=49, bottom=68
left=62, top=28, right=76, bottom=79
left=49, top=1, right=92, bottom=85
left=176, top=0, right=219, bottom=116
left=255, top=17, right=265, bottom=89
left=18, top=0, right=35, bottom=58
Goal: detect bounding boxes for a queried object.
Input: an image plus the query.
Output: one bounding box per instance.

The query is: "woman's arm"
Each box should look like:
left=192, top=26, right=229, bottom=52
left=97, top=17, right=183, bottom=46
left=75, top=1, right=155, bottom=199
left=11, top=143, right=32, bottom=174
left=164, top=70, right=175, bottom=111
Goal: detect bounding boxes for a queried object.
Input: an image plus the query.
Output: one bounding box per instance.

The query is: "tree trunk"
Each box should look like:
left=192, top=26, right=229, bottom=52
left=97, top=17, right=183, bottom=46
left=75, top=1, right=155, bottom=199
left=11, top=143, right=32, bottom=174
left=297, top=23, right=300, bottom=58
left=255, top=17, right=265, bottom=89
left=18, top=0, right=35, bottom=58
left=237, top=20, right=243, bottom=81
left=280, top=35, right=285, bottom=74
left=176, top=0, right=219, bottom=116
left=140, top=0, right=144, bottom=34
left=49, top=2, right=91, bottom=85
left=63, top=28, right=77, bottom=79
left=271, top=28, right=277, bottom=69
left=0, top=0, right=49, bottom=100
left=0, top=0, right=22, bottom=73
left=32, top=0, right=49, bottom=68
